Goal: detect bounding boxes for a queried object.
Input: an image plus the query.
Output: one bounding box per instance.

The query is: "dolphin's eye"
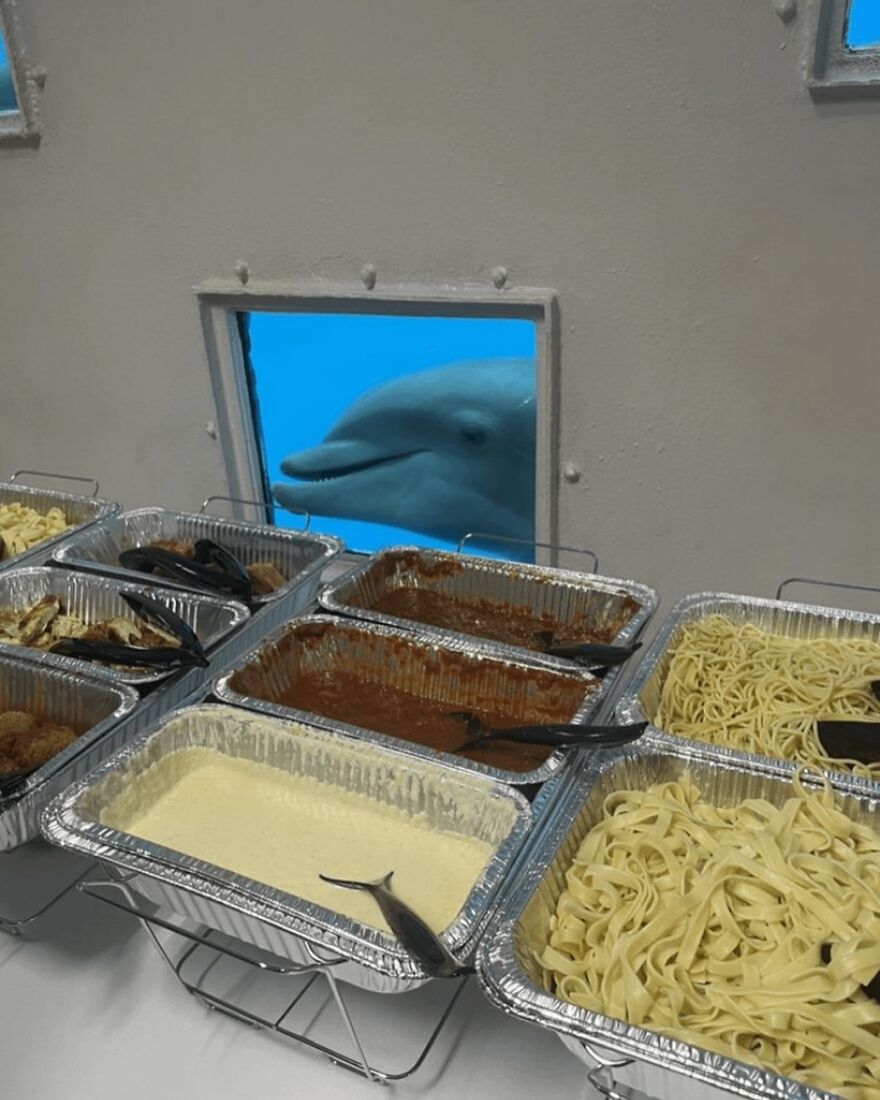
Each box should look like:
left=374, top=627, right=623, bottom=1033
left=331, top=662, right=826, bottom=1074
left=461, top=427, right=487, bottom=446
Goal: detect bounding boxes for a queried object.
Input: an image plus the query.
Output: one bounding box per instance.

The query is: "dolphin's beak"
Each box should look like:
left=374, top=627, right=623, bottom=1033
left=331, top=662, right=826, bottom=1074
left=280, top=440, right=423, bottom=481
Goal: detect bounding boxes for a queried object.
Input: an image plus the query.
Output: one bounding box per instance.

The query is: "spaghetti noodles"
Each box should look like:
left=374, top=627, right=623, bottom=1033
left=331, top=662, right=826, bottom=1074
left=654, top=615, right=880, bottom=777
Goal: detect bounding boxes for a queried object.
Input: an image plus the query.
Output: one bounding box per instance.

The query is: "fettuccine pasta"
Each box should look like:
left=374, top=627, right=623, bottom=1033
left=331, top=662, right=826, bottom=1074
left=0, top=502, right=70, bottom=560
left=655, top=615, right=880, bottom=777
left=540, top=774, right=880, bottom=1098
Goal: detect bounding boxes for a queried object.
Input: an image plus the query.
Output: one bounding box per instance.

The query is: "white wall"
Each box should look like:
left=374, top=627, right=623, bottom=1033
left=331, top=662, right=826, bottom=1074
left=1, top=0, right=878, bottom=609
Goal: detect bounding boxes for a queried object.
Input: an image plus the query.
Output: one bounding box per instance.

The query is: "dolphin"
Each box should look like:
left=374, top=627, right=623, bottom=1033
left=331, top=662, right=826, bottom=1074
left=272, top=358, right=535, bottom=547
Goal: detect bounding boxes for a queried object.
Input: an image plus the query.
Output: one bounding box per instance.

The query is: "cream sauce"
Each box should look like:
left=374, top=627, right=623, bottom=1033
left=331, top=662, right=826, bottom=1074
left=102, top=747, right=495, bottom=935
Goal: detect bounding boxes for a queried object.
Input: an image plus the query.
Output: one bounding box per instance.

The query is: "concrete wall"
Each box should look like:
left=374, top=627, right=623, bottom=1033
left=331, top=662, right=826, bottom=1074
left=1, top=0, right=878, bottom=609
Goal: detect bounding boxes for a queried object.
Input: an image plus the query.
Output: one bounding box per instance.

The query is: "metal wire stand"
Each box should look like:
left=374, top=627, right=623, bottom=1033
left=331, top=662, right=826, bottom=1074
left=80, top=874, right=468, bottom=1084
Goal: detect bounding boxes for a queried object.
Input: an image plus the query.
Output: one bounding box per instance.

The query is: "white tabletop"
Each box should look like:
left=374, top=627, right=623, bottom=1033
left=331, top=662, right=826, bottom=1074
left=0, top=842, right=600, bottom=1100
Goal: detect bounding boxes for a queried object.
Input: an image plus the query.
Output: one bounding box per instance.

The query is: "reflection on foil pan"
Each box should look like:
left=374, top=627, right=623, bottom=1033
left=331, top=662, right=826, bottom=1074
left=53, top=507, right=341, bottom=607
left=616, top=591, right=880, bottom=798
left=0, top=567, right=249, bottom=687
left=42, top=704, right=532, bottom=992
left=214, top=614, right=603, bottom=787
left=320, top=546, right=657, bottom=676
left=478, top=741, right=872, bottom=1100
left=0, top=651, right=137, bottom=850
left=0, top=482, right=119, bottom=575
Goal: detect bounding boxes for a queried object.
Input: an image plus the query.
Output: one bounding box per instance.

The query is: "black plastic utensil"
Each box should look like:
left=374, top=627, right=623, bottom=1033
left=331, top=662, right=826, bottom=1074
left=50, top=638, right=208, bottom=670
left=533, top=631, right=642, bottom=667
left=193, top=539, right=254, bottom=603
left=119, top=591, right=207, bottom=661
left=448, top=711, right=648, bottom=754
left=816, top=681, right=880, bottom=764
left=118, top=546, right=251, bottom=600
left=318, top=871, right=472, bottom=979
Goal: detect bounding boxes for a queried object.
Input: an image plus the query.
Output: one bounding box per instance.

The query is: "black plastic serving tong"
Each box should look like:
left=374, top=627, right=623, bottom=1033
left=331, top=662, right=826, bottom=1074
left=533, top=630, right=642, bottom=668
left=118, top=540, right=253, bottom=602
left=448, top=711, right=648, bottom=754
left=50, top=591, right=209, bottom=671
left=816, top=680, right=880, bottom=765
left=319, top=871, right=472, bottom=979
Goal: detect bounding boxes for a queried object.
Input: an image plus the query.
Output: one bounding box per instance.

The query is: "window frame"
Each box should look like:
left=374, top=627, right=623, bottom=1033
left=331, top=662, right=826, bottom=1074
left=811, top=0, right=880, bottom=97
left=0, top=0, right=42, bottom=146
left=197, top=279, right=560, bottom=553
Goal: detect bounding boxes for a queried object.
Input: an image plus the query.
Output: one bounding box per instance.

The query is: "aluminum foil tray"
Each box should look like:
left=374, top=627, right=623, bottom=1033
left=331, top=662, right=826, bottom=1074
left=53, top=507, right=342, bottom=608
left=320, top=546, right=658, bottom=676
left=42, top=703, right=532, bottom=992
left=0, top=567, right=250, bottom=687
left=0, top=651, right=137, bottom=850
left=213, top=614, right=602, bottom=787
left=478, top=741, right=876, bottom=1100
left=616, top=591, right=880, bottom=798
left=0, top=481, right=118, bottom=575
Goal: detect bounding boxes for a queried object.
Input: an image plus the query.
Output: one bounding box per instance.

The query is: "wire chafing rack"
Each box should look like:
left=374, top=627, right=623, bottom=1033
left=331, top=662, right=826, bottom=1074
left=80, top=870, right=469, bottom=1085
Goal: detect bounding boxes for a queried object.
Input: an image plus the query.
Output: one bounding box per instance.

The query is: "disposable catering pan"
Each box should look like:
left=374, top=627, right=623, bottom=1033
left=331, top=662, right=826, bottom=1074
left=53, top=506, right=342, bottom=608
left=616, top=591, right=880, bottom=798
left=477, top=740, right=873, bottom=1100
left=41, top=703, right=532, bottom=993
left=0, top=651, right=137, bottom=850
left=213, top=614, right=603, bottom=787
left=0, top=567, right=250, bottom=688
left=0, top=473, right=118, bottom=575
left=320, top=546, right=658, bottom=675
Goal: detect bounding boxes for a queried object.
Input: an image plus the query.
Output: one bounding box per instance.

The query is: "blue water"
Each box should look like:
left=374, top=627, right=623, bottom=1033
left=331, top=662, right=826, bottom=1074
left=847, top=0, right=880, bottom=48
left=0, top=33, right=16, bottom=113
left=245, top=311, right=537, bottom=553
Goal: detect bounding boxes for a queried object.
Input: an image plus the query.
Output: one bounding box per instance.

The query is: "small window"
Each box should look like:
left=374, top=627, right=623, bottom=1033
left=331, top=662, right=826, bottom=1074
left=0, top=0, right=41, bottom=145
left=812, top=0, right=880, bottom=96
left=847, top=0, right=880, bottom=49
left=200, top=285, right=557, bottom=561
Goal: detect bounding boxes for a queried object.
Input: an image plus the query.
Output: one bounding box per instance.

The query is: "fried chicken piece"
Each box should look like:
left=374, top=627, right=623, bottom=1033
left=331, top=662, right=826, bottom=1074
left=80, top=621, right=114, bottom=644
left=12, top=723, right=77, bottom=771
left=106, top=618, right=142, bottom=646
left=246, top=561, right=286, bottom=595
left=0, top=711, right=35, bottom=736
left=18, top=594, right=62, bottom=644
left=137, top=625, right=181, bottom=649
left=51, top=614, right=88, bottom=640
left=0, top=753, right=20, bottom=776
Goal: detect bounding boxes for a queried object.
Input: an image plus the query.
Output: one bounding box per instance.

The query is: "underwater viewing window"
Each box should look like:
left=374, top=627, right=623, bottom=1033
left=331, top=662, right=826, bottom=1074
left=0, top=0, right=42, bottom=145
left=812, top=0, right=880, bottom=94
left=199, top=284, right=558, bottom=561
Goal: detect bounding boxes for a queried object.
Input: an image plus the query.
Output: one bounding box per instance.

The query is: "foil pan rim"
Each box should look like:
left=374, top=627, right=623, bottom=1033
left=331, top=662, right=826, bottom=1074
left=0, top=649, right=139, bottom=808
left=477, top=738, right=861, bottom=1100
left=213, top=612, right=605, bottom=787
left=42, top=703, right=533, bottom=981
left=319, top=544, right=659, bottom=673
left=0, top=566, right=250, bottom=686
left=615, top=589, right=880, bottom=799
left=53, top=506, right=343, bottom=606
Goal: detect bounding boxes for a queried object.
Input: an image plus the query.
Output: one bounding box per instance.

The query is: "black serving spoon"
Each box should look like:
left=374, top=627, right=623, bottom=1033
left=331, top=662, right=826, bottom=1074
left=816, top=681, right=880, bottom=765
left=447, top=711, right=648, bottom=754
left=318, top=871, right=473, bottom=979
left=533, top=631, right=642, bottom=668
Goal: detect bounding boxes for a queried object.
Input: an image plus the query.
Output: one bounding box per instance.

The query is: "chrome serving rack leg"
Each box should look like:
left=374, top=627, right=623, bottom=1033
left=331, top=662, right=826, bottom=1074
left=80, top=873, right=468, bottom=1085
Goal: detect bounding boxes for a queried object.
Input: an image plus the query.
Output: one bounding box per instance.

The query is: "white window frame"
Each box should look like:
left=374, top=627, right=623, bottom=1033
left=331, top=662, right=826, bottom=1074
left=811, top=0, right=880, bottom=97
left=0, top=0, right=42, bottom=146
left=197, top=279, right=560, bottom=553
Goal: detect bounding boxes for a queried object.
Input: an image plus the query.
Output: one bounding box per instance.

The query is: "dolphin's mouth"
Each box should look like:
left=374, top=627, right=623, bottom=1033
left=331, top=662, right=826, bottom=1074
left=284, top=449, right=425, bottom=483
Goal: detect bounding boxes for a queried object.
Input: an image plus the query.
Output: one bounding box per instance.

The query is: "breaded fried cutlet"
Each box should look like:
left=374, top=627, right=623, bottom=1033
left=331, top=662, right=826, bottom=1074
left=12, top=723, right=77, bottom=771
left=0, top=710, right=34, bottom=736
